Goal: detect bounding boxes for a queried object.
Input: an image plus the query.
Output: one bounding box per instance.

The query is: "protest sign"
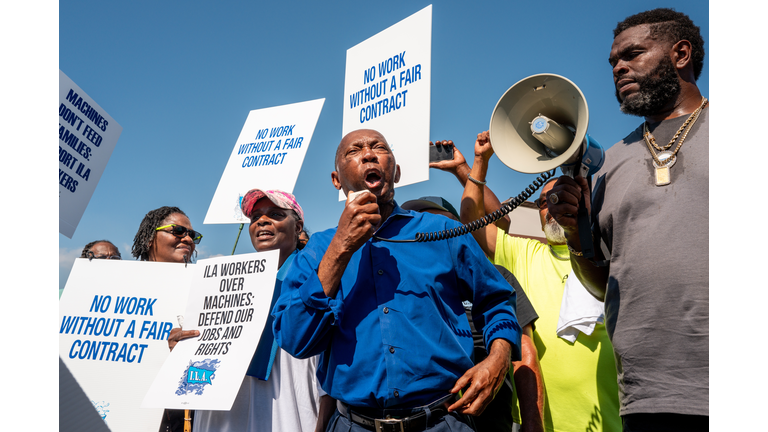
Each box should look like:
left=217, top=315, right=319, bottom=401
left=59, top=258, right=192, bottom=432
left=59, top=357, right=111, bottom=432
left=59, top=70, right=122, bottom=238
left=340, top=5, right=432, bottom=199
left=142, top=250, right=279, bottom=410
left=204, top=99, right=325, bottom=224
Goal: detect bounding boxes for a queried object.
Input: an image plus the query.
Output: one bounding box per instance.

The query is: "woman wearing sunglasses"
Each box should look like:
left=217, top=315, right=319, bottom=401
left=132, top=206, right=202, bottom=264
left=132, top=206, right=202, bottom=432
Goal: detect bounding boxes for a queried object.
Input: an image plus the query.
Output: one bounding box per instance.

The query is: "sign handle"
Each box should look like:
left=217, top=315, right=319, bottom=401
left=231, top=223, right=245, bottom=255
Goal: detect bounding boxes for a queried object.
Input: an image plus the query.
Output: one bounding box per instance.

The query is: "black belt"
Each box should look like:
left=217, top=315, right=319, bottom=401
left=336, top=394, right=457, bottom=432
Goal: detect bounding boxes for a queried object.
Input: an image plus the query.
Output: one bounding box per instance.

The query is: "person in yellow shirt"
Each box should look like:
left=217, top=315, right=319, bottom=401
left=431, top=134, right=620, bottom=432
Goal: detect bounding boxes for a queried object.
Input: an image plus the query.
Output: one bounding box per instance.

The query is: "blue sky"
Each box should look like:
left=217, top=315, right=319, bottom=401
left=1, top=1, right=761, bottom=428
left=56, top=1, right=709, bottom=289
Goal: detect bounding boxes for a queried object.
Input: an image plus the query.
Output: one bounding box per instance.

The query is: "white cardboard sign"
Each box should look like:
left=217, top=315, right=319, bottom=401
left=59, top=70, right=123, bottom=238
left=340, top=5, right=432, bottom=200
left=142, top=250, right=279, bottom=410
left=59, top=259, right=192, bottom=432
left=205, top=99, right=325, bottom=224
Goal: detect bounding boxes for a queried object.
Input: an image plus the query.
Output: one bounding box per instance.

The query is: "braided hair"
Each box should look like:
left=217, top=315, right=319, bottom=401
left=81, top=240, right=118, bottom=258
left=614, top=8, right=705, bottom=81
left=285, top=210, right=304, bottom=251
left=132, top=206, right=187, bottom=261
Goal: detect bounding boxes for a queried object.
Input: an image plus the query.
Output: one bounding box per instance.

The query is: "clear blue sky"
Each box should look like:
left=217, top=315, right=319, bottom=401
left=0, top=1, right=760, bottom=428
left=57, top=1, right=709, bottom=289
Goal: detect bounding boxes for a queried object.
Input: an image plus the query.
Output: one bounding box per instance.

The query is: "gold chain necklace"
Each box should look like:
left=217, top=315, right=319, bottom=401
left=643, top=97, right=708, bottom=186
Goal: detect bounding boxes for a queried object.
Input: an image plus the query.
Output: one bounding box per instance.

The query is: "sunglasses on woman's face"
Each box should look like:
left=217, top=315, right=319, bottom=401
left=156, top=224, right=203, bottom=244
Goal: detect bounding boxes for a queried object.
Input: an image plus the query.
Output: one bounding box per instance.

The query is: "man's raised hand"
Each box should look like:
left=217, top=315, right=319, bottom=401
left=429, top=140, right=467, bottom=175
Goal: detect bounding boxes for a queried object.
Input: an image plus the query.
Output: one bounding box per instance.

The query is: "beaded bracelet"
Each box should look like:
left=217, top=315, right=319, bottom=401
left=467, top=173, right=486, bottom=186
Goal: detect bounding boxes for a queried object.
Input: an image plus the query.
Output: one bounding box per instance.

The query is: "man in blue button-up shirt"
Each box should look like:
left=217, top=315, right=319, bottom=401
left=273, top=129, right=521, bottom=431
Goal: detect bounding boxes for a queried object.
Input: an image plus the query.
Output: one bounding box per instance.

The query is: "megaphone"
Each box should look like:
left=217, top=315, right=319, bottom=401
left=489, top=74, right=604, bottom=178
left=374, top=75, right=606, bottom=245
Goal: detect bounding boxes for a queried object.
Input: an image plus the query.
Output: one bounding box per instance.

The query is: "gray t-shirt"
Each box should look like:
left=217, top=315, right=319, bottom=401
left=591, top=107, right=709, bottom=417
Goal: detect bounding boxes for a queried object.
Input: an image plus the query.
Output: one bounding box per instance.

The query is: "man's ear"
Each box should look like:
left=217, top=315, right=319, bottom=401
left=671, top=39, right=693, bottom=71
left=331, top=171, right=342, bottom=191
left=394, top=165, right=401, bottom=184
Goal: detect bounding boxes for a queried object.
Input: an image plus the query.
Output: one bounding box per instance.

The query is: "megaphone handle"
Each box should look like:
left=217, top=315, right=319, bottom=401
left=576, top=177, right=610, bottom=267
left=576, top=192, right=594, bottom=258
left=565, top=140, right=595, bottom=257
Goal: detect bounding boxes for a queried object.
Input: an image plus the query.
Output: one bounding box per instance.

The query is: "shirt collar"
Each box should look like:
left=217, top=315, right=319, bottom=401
left=389, top=201, right=413, bottom=218
left=375, top=201, right=414, bottom=234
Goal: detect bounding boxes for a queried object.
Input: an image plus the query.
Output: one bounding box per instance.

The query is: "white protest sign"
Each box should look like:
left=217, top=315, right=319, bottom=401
left=142, top=250, right=279, bottom=410
left=205, top=99, right=325, bottom=224
left=59, top=259, right=192, bottom=432
left=340, top=5, right=432, bottom=200
left=59, top=70, right=123, bottom=238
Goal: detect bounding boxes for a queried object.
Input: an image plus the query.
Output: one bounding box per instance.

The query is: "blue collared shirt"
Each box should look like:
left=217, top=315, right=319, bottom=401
left=246, top=249, right=297, bottom=380
left=273, top=204, right=521, bottom=408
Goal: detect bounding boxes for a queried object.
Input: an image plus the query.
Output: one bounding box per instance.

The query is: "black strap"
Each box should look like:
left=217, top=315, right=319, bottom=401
left=577, top=191, right=595, bottom=259
left=580, top=176, right=610, bottom=267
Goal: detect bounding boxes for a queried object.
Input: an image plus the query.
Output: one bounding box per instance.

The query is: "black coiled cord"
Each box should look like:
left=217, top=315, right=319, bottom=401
left=374, top=169, right=557, bottom=243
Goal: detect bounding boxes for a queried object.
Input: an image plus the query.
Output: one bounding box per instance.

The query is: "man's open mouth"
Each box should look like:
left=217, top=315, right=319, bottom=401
left=364, top=170, right=382, bottom=189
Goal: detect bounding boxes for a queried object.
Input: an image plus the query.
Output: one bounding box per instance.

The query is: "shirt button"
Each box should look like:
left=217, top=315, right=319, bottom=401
left=389, top=346, right=395, bottom=354
left=378, top=269, right=384, bottom=275
left=394, top=390, right=399, bottom=397
left=383, top=307, right=389, bottom=314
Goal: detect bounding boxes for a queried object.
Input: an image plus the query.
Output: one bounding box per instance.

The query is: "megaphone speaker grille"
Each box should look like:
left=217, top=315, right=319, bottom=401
left=490, top=74, right=589, bottom=174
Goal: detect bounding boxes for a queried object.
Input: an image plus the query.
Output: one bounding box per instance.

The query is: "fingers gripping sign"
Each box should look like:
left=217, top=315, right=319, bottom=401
left=167, top=327, right=200, bottom=352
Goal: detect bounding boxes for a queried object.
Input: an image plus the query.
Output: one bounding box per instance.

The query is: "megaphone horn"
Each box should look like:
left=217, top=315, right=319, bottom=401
left=489, top=74, right=604, bottom=177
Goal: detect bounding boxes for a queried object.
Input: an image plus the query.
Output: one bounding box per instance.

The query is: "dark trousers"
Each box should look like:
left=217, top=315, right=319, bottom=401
left=622, top=413, right=708, bottom=432
left=327, top=408, right=476, bottom=432
left=158, top=408, right=193, bottom=432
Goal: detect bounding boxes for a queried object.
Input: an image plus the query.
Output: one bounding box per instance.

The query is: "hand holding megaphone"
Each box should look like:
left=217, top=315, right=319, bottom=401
left=548, top=175, right=591, bottom=230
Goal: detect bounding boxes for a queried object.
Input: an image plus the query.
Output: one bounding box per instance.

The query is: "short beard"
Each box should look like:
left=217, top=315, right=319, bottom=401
left=544, top=219, right=567, bottom=245
left=616, top=56, right=681, bottom=117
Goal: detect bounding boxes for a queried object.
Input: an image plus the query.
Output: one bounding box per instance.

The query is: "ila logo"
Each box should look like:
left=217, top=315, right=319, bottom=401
left=176, top=359, right=220, bottom=396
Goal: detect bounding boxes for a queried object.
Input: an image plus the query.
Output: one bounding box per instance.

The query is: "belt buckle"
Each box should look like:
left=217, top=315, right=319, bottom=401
left=374, top=417, right=405, bottom=432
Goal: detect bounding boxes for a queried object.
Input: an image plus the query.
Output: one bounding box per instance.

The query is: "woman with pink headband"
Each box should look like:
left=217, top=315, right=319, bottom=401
left=169, top=189, right=333, bottom=432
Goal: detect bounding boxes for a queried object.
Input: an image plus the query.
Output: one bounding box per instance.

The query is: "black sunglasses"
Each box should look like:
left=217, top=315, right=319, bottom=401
left=534, top=196, right=548, bottom=209
left=156, top=224, right=203, bottom=244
